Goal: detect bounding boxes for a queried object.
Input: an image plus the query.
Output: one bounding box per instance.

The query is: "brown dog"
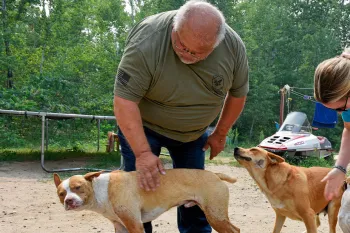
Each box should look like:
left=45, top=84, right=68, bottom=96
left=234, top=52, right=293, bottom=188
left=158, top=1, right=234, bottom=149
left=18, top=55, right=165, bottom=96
left=234, top=147, right=344, bottom=233
left=54, top=169, right=240, bottom=233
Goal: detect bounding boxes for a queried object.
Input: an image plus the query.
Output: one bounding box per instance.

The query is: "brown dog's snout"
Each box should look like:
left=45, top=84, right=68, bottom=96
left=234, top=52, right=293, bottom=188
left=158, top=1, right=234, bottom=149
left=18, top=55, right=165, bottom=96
left=233, top=147, right=252, bottom=161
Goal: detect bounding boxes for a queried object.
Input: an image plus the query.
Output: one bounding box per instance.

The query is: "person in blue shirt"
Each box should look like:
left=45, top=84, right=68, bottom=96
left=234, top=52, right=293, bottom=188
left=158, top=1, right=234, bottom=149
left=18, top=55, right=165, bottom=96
left=314, top=47, right=350, bottom=202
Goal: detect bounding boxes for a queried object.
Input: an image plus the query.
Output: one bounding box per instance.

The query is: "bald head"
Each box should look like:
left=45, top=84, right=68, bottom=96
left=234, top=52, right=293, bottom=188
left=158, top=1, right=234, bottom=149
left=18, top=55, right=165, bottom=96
left=173, top=0, right=226, bottom=48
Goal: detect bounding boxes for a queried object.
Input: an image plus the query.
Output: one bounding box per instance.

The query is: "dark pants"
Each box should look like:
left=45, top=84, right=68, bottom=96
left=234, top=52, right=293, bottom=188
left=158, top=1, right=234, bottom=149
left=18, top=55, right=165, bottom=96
left=118, top=127, right=212, bottom=233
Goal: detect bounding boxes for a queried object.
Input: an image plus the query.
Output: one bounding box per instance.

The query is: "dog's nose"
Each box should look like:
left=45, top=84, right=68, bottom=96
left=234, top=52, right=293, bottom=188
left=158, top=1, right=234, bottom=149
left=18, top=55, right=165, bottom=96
left=65, top=198, right=74, bottom=205
left=234, top=147, right=240, bottom=155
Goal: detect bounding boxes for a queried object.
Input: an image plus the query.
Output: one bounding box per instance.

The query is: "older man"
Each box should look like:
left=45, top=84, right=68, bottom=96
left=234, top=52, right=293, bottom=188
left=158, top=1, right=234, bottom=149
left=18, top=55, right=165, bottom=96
left=114, top=0, right=249, bottom=232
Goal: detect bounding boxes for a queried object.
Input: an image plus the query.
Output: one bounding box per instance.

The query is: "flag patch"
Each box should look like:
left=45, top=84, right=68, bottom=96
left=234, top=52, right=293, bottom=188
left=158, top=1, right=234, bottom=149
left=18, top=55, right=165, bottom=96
left=117, top=69, right=131, bottom=86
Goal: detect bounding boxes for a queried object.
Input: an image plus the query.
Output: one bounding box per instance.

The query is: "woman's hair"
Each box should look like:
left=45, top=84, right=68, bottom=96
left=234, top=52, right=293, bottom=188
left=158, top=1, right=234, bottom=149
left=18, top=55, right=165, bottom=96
left=314, top=47, right=350, bottom=103
left=173, top=0, right=226, bottom=48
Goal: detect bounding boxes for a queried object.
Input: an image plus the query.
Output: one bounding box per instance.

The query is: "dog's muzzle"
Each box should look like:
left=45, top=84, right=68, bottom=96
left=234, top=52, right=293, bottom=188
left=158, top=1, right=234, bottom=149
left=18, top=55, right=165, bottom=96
left=233, top=148, right=252, bottom=161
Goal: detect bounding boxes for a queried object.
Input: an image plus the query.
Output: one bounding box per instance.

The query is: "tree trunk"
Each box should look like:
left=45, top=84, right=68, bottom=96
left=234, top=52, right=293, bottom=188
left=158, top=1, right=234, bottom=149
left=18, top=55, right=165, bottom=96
left=249, top=118, right=255, bottom=139
left=2, top=0, right=13, bottom=88
left=129, top=0, right=135, bottom=24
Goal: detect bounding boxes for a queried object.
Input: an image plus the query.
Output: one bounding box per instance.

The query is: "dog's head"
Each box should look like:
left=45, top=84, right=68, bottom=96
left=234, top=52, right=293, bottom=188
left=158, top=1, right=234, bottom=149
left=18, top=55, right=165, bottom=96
left=234, top=147, right=285, bottom=172
left=53, top=171, right=103, bottom=211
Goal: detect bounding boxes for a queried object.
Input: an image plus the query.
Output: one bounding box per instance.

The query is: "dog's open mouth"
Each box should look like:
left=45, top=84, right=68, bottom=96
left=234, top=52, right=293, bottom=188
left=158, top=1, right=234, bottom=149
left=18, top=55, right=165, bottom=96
left=65, top=203, right=82, bottom=211
left=66, top=205, right=80, bottom=210
left=233, top=153, right=252, bottom=161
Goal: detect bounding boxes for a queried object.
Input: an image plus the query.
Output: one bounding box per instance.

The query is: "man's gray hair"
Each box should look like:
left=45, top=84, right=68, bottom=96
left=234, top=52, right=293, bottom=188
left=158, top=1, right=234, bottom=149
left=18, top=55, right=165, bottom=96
left=173, top=0, right=226, bottom=48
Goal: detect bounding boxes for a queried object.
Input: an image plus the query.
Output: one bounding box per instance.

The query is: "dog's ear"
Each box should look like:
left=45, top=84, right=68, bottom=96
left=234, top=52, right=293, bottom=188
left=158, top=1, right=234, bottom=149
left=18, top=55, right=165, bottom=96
left=84, top=171, right=104, bottom=181
left=267, top=152, right=285, bottom=164
left=53, top=173, right=62, bottom=188
left=255, top=159, right=265, bottom=168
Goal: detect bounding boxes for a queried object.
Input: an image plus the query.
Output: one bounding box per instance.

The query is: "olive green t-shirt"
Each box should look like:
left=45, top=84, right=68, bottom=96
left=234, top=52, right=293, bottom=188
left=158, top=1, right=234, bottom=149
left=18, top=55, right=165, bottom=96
left=114, top=10, right=249, bottom=142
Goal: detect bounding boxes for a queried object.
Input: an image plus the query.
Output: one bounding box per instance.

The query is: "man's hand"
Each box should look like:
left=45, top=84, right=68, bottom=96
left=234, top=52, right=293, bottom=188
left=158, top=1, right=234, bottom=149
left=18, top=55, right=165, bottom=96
left=202, top=132, right=226, bottom=160
left=321, top=168, right=346, bottom=200
left=135, top=151, right=166, bottom=191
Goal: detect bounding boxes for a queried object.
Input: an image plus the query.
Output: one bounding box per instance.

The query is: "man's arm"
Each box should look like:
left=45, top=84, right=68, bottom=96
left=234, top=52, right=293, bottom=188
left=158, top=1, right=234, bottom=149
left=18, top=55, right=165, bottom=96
left=214, top=95, right=246, bottom=137
left=114, top=96, right=150, bottom=156
left=114, top=96, right=165, bottom=191
left=203, top=95, right=246, bottom=159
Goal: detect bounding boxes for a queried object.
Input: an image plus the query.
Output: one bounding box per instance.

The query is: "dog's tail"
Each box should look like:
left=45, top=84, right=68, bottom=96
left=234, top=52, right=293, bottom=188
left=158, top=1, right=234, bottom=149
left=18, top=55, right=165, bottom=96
left=215, top=173, right=237, bottom=183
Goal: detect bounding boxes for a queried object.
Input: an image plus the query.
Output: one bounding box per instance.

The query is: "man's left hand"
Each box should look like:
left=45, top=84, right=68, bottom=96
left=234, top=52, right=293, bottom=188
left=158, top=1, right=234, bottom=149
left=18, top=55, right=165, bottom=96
left=203, top=132, right=226, bottom=160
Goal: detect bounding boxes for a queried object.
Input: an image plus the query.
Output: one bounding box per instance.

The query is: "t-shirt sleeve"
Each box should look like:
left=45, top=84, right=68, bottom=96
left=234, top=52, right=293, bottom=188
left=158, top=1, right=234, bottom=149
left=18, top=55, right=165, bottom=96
left=229, top=44, right=249, bottom=98
left=114, top=45, right=153, bottom=102
left=342, top=111, right=350, bottom=122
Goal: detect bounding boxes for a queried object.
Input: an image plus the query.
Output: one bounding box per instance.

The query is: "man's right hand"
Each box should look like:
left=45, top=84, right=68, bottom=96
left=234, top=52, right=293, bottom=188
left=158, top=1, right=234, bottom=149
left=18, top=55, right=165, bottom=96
left=135, top=151, right=166, bottom=191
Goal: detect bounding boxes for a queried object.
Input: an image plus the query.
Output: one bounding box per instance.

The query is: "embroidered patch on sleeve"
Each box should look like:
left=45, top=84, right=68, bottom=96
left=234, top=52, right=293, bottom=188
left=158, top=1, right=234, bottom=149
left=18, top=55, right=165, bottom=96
left=117, top=69, right=131, bottom=86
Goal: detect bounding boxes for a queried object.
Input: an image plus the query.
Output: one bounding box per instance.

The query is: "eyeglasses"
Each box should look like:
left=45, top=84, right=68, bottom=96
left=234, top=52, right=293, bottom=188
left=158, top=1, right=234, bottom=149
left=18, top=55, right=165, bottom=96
left=336, top=96, right=349, bottom=112
left=326, top=95, right=349, bottom=112
left=172, top=30, right=204, bottom=61
left=173, top=39, right=201, bottom=61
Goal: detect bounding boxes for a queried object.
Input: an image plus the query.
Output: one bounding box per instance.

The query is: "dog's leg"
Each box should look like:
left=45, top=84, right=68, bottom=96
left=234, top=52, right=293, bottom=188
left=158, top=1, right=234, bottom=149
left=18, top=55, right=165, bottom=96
left=327, top=198, right=341, bottom=233
left=299, top=209, right=318, bottom=233
left=272, top=212, right=286, bottom=233
left=113, top=220, right=128, bottom=233
left=205, top=215, right=240, bottom=233
left=201, top=195, right=240, bottom=233
left=315, top=215, right=320, bottom=228
left=114, top=205, right=144, bottom=233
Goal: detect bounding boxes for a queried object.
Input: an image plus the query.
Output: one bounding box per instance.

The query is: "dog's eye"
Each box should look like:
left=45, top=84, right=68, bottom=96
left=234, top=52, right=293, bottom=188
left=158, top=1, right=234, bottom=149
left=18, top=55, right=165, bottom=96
left=74, top=186, right=81, bottom=190
left=59, top=192, right=65, bottom=197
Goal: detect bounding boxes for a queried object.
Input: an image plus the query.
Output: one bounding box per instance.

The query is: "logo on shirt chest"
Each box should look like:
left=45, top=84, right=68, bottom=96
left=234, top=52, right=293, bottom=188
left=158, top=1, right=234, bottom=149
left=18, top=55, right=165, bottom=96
left=212, top=74, right=224, bottom=96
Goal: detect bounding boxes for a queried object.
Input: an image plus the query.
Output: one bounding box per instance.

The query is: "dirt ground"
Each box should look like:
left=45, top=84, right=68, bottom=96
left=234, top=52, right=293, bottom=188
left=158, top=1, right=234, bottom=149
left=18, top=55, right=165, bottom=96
left=0, top=160, right=342, bottom=233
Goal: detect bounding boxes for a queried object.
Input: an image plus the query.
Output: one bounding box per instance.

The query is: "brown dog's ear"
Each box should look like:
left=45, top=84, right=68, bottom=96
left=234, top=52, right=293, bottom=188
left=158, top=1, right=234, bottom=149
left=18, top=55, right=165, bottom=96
left=53, top=173, right=62, bottom=188
left=84, top=171, right=104, bottom=181
left=267, top=152, right=285, bottom=163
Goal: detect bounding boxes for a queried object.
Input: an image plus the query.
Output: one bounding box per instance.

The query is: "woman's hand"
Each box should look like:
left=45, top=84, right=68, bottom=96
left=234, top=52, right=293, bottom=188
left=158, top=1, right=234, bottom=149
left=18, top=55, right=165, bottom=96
left=321, top=168, right=346, bottom=200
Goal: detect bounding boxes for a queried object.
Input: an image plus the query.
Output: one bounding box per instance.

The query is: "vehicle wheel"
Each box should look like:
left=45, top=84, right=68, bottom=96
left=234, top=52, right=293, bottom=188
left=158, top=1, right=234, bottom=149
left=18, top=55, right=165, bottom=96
left=324, top=153, right=334, bottom=162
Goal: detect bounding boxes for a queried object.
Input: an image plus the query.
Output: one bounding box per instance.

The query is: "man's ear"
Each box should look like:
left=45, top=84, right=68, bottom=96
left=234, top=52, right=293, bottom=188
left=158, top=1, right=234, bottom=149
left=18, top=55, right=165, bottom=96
left=267, top=152, right=285, bottom=164
left=84, top=171, right=105, bottom=181
left=53, top=173, right=62, bottom=188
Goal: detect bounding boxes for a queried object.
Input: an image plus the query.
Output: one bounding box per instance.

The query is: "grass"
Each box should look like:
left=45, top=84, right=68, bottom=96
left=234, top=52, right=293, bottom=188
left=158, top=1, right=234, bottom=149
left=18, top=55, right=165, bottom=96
left=285, top=155, right=334, bottom=168
left=0, top=145, right=335, bottom=171
left=0, top=149, right=121, bottom=171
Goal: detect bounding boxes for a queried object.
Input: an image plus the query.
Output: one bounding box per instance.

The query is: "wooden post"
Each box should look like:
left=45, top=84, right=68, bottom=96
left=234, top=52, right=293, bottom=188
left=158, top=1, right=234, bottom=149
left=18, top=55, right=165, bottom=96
left=279, top=86, right=286, bottom=126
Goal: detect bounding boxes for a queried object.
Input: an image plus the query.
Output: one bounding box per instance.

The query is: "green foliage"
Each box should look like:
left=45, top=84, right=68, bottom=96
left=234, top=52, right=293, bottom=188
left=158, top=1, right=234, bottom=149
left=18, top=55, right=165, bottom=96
left=227, top=128, right=234, bottom=146
left=1, top=0, right=349, bottom=152
left=233, top=128, right=239, bottom=146
left=0, top=148, right=120, bottom=162
left=258, top=130, right=265, bottom=143
left=286, top=155, right=334, bottom=168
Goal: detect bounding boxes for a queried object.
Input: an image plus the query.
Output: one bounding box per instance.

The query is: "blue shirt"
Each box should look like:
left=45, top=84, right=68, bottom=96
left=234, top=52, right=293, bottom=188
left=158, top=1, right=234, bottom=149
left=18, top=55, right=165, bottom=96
left=342, top=111, right=350, bottom=122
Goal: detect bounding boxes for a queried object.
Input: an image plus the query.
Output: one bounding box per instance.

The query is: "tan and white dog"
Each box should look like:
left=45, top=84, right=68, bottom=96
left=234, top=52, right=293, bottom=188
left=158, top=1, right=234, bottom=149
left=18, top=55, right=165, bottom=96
left=54, top=169, right=240, bottom=233
left=234, top=147, right=344, bottom=233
